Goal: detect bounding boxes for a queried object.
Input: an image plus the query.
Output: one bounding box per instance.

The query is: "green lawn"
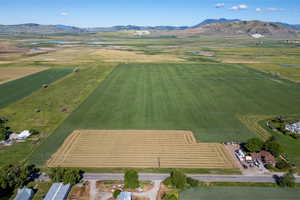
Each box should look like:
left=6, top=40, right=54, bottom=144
left=0, top=68, right=72, bottom=108
left=180, top=187, right=300, bottom=200
left=29, top=63, right=300, bottom=166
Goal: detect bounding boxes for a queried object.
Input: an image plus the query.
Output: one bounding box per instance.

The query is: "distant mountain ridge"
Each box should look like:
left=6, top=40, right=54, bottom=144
left=191, top=18, right=241, bottom=28
left=0, top=18, right=299, bottom=34
left=184, top=21, right=299, bottom=38
left=0, top=23, right=85, bottom=34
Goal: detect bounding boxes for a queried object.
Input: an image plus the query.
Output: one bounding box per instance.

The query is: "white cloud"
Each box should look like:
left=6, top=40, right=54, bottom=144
left=60, top=12, right=69, bottom=16
left=229, top=4, right=248, bottom=11
left=267, top=8, right=281, bottom=12
left=256, top=8, right=262, bottom=12
left=215, top=3, right=225, bottom=8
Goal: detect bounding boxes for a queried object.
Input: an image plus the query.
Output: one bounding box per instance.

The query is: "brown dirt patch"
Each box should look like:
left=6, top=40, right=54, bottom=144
left=0, top=67, right=48, bottom=84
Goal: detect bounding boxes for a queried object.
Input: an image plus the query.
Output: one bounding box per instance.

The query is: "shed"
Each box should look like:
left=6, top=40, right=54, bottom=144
left=14, top=187, right=34, bottom=200
left=44, top=183, right=71, bottom=200
left=118, top=191, right=132, bottom=200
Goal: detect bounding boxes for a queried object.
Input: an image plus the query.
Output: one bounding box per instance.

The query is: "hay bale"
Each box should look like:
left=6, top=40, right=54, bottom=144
left=73, top=68, right=80, bottom=73
left=42, top=84, right=48, bottom=88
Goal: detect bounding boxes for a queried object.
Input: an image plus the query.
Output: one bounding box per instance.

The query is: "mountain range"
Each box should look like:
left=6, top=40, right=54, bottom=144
left=0, top=19, right=299, bottom=34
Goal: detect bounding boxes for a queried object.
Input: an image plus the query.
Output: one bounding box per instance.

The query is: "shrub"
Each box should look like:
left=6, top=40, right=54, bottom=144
left=276, top=159, right=289, bottom=170
left=162, top=177, right=173, bottom=186
left=186, top=177, right=199, bottom=187
left=244, top=138, right=263, bottom=153
left=113, top=189, right=121, bottom=198
left=163, top=191, right=179, bottom=200
left=264, top=164, right=275, bottom=170
left=124, top=169, right=139, bottom=189
left=29, top=129, right=40, bottom=135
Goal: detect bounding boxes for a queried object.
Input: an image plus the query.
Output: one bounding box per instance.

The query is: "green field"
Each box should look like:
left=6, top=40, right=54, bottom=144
left=0, top=68, right=72, bottom=108
left=180, top=187, right=300, bottom=200
left=29, top=63, right=300, bottom=165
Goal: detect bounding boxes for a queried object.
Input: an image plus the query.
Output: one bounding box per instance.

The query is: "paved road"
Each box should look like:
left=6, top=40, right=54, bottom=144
left=83, top=173, right=300, bottom=183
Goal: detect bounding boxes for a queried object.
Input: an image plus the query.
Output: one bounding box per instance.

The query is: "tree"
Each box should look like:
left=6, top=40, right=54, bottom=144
left=0, top=164, right=39, bottom=197
left=63, top=168, right=82, bottom=184
left=244, top=138, right=264, bottom=153
left=124, top=169, right=139, bottom=189
left=277, top=170, right=296, bottom=187
left=264, top=141, right=283, bottom=157
left=170, top=170, right=187, bottom=190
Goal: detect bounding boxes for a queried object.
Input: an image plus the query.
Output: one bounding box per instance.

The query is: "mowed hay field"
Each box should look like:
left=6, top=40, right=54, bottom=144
left=0, top=67, right=48, bottom=84
left=48, top=130, right=236, bottom=169
left=0, top=68, right=73, bottom=108
left=30, top=63, right=300, bottom=165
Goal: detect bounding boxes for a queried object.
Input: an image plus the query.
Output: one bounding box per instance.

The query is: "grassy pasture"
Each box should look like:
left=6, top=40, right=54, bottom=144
left=29, top=63, right=300, bottom=165
left=180, top=187, right=300, bottom=200
left=0, top=68, right=72, bottom=108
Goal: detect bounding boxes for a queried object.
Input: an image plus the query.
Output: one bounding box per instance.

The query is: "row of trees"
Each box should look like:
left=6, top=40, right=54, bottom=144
left=244, top=137, right=283, bottom=157
left=48, top=167, right=83, bottom=185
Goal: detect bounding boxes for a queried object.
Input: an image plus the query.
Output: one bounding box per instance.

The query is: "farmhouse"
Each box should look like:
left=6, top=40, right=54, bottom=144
left=44, top=183, right=71, bottom=200
left=251, top=150, right=276, bottom=166
left=9, top=130, right=31, bottom=141
left=14, top=187, right=34, bottom=200
left=285, top=122, right=300, bottom=134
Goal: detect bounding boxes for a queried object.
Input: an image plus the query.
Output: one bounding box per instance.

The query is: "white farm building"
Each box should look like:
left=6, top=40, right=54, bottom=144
left=285, top=122, right=300, bottom=134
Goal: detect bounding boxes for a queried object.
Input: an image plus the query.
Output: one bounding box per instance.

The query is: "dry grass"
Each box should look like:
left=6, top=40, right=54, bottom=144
left=222, top=59, right=262, bottom=64
left=48, top=130, right=237, bottom=169
left=91, top=49, right=184, bottom=63
left=0, top=67, right=48, bottom=84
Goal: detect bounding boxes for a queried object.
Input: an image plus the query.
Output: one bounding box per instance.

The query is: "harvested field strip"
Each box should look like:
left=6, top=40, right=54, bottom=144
left=0, top=68, right=72, bottom=108
left=48, top=130, right=237, bottom=169
left=0, top=67, right=48, bottom=84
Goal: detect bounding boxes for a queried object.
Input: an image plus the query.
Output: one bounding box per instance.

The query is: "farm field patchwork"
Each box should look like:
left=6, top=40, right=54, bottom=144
left=47, top=130, right=236, bottom=169
left=180, top=187, right=300, bottom=200
left=0, top=68, right=72, bottom=108
left=30, top=63, right=300, bottom=166
left=0, top=67, right=48, bottom=84
left=0, top=64, right=115, bottom=167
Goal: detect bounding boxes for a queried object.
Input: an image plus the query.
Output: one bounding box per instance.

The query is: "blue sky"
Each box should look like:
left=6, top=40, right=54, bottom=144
left=0, top=0, right=299, bottom=27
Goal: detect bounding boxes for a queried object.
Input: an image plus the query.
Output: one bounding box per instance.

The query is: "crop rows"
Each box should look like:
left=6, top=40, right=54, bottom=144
left=48, top=130, right=236, bottom=169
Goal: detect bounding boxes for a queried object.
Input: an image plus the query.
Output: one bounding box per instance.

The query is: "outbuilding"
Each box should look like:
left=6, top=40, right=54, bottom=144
left=118, top=191, right=132, bottom=200
left=14, top=187, right=34, bottom=200
left=44, top=183, right=72, bottom=200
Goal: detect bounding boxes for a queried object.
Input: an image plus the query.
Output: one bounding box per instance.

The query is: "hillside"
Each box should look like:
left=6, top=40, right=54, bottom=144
left=0, top=23, right=85, bottom=34
left=184, top=21, right=299, bottom=38
left=191, top=18, right=241, bottom=28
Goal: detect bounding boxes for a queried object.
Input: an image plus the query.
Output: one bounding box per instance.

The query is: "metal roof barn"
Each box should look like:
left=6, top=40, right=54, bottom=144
left=44, top=183, right=71, bottom=200
left=14, top=187, right=34, bottom=200
left=118, top=191, right=132, bottom=200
